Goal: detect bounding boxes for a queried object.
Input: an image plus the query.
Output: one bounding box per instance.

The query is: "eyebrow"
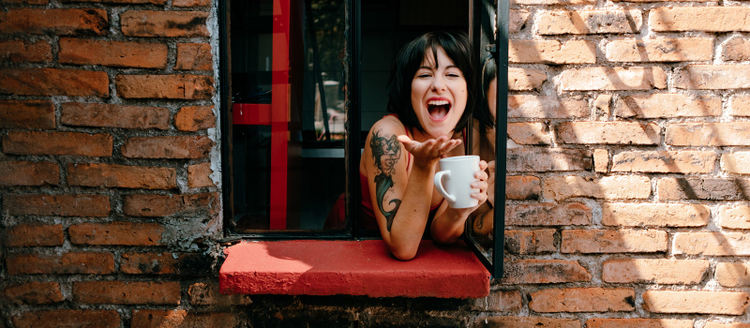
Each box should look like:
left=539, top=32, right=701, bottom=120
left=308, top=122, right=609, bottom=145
left=418, top=65, right=459, bottom=70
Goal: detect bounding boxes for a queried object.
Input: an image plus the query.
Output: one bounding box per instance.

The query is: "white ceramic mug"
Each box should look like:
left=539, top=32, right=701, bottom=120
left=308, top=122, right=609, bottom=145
left=433, top=155, right=480, bottom=208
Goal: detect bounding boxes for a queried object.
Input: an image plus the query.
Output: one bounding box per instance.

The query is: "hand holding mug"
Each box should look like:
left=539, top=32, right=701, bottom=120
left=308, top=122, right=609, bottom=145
left=433, top=156, right=488, bottom=209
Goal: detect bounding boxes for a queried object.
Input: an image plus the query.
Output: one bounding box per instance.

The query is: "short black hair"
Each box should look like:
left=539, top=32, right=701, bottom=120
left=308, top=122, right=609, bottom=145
left=386, top=30, right=476, bottom=134
left=474, top=52, right=496, bottom=132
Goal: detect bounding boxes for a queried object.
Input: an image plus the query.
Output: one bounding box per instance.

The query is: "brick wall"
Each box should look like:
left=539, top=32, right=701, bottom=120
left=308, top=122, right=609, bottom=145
left=2, top=0, right=750, bottom=327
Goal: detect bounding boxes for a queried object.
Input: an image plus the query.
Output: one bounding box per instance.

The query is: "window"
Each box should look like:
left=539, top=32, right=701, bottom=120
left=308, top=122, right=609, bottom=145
left=219, top=0, right=507, bottom=277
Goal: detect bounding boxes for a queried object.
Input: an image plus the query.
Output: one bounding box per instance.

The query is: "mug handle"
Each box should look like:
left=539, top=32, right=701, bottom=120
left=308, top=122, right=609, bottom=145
left=433, top=170, right=456, bottom=203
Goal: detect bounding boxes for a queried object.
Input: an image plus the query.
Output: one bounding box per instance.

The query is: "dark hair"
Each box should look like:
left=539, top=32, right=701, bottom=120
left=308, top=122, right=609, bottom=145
left=386, top=30, right=476, bottom=134
left=474, top=52, right=496, bottom=132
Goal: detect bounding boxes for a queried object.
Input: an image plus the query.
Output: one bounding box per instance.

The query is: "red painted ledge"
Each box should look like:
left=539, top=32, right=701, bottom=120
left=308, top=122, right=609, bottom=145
left=219, top=240, right=490, bottom=299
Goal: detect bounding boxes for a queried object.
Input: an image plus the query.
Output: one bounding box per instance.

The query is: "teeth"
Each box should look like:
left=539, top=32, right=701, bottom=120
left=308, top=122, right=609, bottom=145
left=428, top=100, right=450, bottom=106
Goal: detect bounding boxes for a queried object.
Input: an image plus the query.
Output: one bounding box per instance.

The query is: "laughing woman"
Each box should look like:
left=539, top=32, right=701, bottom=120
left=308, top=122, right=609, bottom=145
left=360, top=31, right=489, bottom=260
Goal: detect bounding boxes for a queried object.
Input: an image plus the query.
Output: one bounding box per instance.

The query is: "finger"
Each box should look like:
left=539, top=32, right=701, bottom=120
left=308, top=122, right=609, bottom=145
left=488, top=160, right=496, bottom=173
left=475, top=170, right=489, bottom=181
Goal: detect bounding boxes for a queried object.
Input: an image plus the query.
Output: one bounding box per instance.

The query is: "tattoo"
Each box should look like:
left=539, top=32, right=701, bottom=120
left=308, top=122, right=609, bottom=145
left=371, top=130, right=401, bottom=231
left=475, top=212, right=486, bottom=230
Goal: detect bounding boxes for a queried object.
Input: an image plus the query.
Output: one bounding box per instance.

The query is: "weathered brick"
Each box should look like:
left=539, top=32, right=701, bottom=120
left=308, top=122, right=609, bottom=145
left=705, top=323, right=750, bottom=328
left=175, top=106, right=215, bottom=131
left=3, top=131, right=113, bottom=156
left=667, top=123, right=750, bottom=146
left=537, top=9, right=642, bottom=35
left=650, top=7, right=750, bottom=32
left=120, top=252, right=211, bottom=276
left=0, top=8, right=107, bottom=35
left=507, top=148, right=591, bottom=172
left=59, top=38, right=167, bottom=68
left=543, top=175, right=651, bottom=201
left=562, top=229, right=668, bottom=253
left=189, top=282, right=253, bottom=307
left=515, top=0, right=594, bottom=3
left=61, top=102, right=169, bottom=130
left=123, top=192, right=218, bottom=217
left=3, top=0, right=49, bottom=4
left=175, top=43, right=213, bottom=70
left=131, top=310, right=238, bottom=328
left=508, top=68, right=547, bottom=91
left=594, top=149, right=608, bottom=173
left=509, top=9, right=531, bottom=34
left=3, top=223, right=64, bottom=247
left=557, top=122, right=660, bottom=145
left=120, top=10, right=209, bottom=37
left=503, top=259, right=591, bottom=284
left=67, top=163, right=177, bottom=189
left=507, top=202, right=591, bottom=226
left=716, top=262, right=750, bottom=287
left=1, top=281, right=64, bottom=305
left=121, top=136, right=213, bottom=159
left=603, top=259, right=709, bottom=284
left=474, top=317, right=580, bottom=328
left=529, top=288, right=635, bottom=312
left=719, top=205, right=750, bottom=229
left=559, top=67, right=667, bottom=91
left=605, top=38, right=713, bottom=62
left=0, top=100, right=56, bottom=129
left=658, top=178, right=750, bottom=201
left=508, top=95, right=588, bottom=119
left=595, top=95, right=612, bottom=118
left=116, top=74, right=213, bottom=99
left=507, top=176, right=542, bottom=200
left=602, top=203, right=710, bottom=227
left=60, top=0, right=166, bottom=3
left=11, top=310, right=119, bottom=328
left=0, top=161, right=59, bottom=187
left=173, top=0, right=211, bottom=6
left=614, top=93, right=721, bottom=118
left=508, top=123, right=550, bottom=145
left=611, top=151, right=716, bottom=173
left=674, top=232, right=750, bottom=256
left=0, top=40, right=52, bottom=62
left=643, top=291, right=749, bottom=315
left=504, top=229, right=556, bottom=255
left=69, top=222, right=165, bottom=246
left=0, top=68, right=109, bottom=97
left=722, top=36, right=750, bottom=62
left=3, top=194, right=110, bottom=217
left=470, top=290, right=522, bottom=312
left=586, top=318, right=693, bottom=328
left=509, top=39, right=595, bottom=64
left=675, top=65, right=750, bottom=90
left=731, top=95, right=750, bottom=117
left=6, top=252, right=115, bottom=275
left=722, top=152, right=750, bottom=175
left=188, top=162, right=214, bottom=188
left=73, top=281, right=180, bottom=305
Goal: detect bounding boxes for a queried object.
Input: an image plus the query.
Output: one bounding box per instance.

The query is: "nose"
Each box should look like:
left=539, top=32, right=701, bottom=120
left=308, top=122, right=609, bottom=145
left=432, top=75, right=446, bottom=91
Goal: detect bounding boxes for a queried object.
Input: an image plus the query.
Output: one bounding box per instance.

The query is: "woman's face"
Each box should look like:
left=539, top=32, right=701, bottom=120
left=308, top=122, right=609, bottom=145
left=410, top=47, right=467, bottom=139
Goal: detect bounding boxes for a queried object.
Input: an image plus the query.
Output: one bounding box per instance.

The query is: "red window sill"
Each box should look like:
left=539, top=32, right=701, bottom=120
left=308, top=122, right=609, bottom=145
left=219, top=239, right=490, bottom=298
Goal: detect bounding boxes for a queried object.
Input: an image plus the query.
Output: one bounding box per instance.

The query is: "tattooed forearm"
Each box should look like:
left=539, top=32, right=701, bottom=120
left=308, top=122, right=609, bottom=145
left=371, top=130, right=402, bottom=231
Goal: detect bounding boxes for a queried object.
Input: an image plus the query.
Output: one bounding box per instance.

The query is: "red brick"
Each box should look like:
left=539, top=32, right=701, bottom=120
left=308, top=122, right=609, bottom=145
left=121, top=136, right=213, bottom=159
left=504, top=229, right=556, bottom=254
left=6, top=252, right=115, bottom=275
left=506, top=202, right=591, bottom=226
left=11, top=310, right=119, bottom=328
left=3, top=223, right=64, bottom=247
left=3, top=0, right=49, bottom=3
left=651, top=7, right=750, bottom=33
left=0, top=8, right=107, bottom=35
left=658, top=178, right=750, bottom=201
left=705, top=323, right=750, bottom=328
left=116, top=74, right=213, bottom=99
left=73, top=281, right=180, bottom=305
left=0, top=40, right=52, bottom=63
left=67, top=163, right=177, bottom=189
left=508, top=95, right=588, bottom=119
left=676, top=65, right=750, bottom=90
left=61, top=102, right=169, bottom=130
left=586, top=318, right=693, bottom=328
left=562, top=229, right=668, bottom=253
left=557, top=122, right=660, bottom=145
left=508, top=123, right=550, bottom=145
left=543, top=175, right=651, bottom=201
left=175, top=43, right=213, bottom=70
left=120, top=10, right=209, bottom=37
left=594, top=149, right=608, bottom=173
left=721, top=152, right=750, bottom=174
left=507, top=148, right=591, bottom=172
left=471, top=290, right=523, bottom=312
left=0, top=100, right=56, bottom=129
left=528, top=288, right=635, bottom=312
left=123, top=192, right=218, bottom=217
left=615, top=93, right=721, bottom=118
left=643, top=290, right=749, bottom=315
left=537, top=9, right=642, bottom=35
left=1, top=281, right=64, bottom=305
left=506, top=176, right=541, bottom=200
left=0, top=161, right=59, bottom=187
left=188, top=282, right=253, bottom=307
left=667, top=123, right=750, bottom=146
left=716, top=262, right=750, bottom=287
left=508, top=68, right=547, bottom=91
left=120, top=252, right=210, bottom=275
left=602, top=203, right=710, bottom=227
left=674, top=232, right=750, bottom=256
left=722, top=36, right=750, bottom=62
left=3, top=131, right=113, bottom=156
left=719, top=205, right=750, bottom=229
left=605, top=38, right=713, bottom=62
left=611, top=151, right=716, bottom=173
left=0, top=68, right=108, bottom=97
left=4, top=194, right=111, bottom=217
left=173, top=0, right=211, bottom=7
left=188, top=162, right=214, bottom=188
left=132, top=310, right=238, bottom=328
left=732, top=95, right=750, bottom=116
left=69, top=222, right=165, bottom=246
left=559, top=67, right=666, bottom=91
left=509, top=39, right=595, bottom=64
left=474, top=317, right=580, bottom=328
left=59, top=38, right=167, bottom=68
left=502, top=259, right=591, bottom=284
left=175, top=106, right=215, bottom=131
left=603, top=259, right=709, bottom=284
left=60, top=0, right=166, bottom=3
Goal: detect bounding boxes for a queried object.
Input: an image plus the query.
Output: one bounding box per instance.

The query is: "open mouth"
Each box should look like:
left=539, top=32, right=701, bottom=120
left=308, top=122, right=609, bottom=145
left=427, top=99, right=451, bottom=120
